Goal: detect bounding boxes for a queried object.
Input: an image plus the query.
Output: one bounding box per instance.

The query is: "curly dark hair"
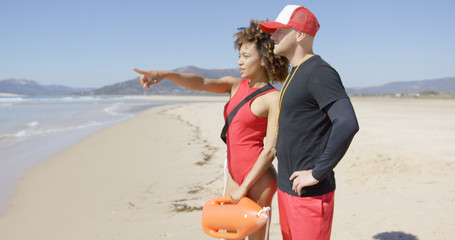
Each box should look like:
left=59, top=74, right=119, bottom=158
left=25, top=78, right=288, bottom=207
left=234, top=19, right=289, bottom=83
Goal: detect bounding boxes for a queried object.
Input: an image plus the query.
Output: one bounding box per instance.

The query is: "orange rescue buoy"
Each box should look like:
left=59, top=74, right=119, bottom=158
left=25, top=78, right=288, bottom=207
left=201, top=196, right=269, bottom=239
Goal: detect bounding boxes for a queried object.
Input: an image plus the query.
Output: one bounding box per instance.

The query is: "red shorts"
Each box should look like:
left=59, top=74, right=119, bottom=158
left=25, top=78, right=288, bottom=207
left=277, top=189, right=335, bottom=240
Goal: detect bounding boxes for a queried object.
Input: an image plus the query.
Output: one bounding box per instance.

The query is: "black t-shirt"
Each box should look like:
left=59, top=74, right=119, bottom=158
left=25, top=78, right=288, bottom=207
left=276, top=55, right=348, bottom=197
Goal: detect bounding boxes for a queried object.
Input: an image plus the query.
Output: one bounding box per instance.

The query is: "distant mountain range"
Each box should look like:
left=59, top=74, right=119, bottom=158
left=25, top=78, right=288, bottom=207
left=1, top=66, right=454, bottom=96
left=0, top=79, right=92, bottom=96
left=347, top=77, right=455, bottom=95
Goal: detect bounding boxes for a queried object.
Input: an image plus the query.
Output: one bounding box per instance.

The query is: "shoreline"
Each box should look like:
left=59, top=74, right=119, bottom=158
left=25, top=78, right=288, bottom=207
left=0, top=96, right=226, bottom=214
left=0, top=95, right=229, bottom=214
left=0, top=98, right=454, bottom=239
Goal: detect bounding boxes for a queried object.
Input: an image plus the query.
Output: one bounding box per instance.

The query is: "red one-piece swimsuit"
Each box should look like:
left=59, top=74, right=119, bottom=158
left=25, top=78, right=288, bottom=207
left=223, top=79, right=277, bottom=185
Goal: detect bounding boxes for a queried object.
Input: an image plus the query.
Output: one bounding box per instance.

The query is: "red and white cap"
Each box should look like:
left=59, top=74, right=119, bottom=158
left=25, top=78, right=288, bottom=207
left=260, top=5, right=320, bottom=37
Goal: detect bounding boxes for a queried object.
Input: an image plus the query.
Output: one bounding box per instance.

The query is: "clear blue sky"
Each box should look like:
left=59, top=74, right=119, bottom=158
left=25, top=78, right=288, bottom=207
left=1, top=0, right=454, bottom=88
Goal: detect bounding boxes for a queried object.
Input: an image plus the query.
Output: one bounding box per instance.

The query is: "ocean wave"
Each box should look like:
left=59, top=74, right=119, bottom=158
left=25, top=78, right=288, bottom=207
left=26, top=121, right=40, bottom=128
left=0, top=96, right=155, bottom=107
left=9, top=121, right=40, bottom=132
left=0, top=97, right=24, bottom=104
left=0, top=96, right=160, bottom=144
left=0, top=121, right=104, bottom=141
left=0, top=96, right=138, bottom=105
left=103, top=103, right=122, bottom=116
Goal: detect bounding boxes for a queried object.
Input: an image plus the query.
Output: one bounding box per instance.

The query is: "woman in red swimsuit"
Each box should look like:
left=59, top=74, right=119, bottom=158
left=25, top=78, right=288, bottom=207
left=133, top=20, right=288, bottom=240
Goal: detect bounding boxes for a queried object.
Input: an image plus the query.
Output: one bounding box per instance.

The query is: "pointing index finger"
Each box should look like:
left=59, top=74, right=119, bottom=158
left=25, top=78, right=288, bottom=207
left=132, top=67, right=146, bottom=75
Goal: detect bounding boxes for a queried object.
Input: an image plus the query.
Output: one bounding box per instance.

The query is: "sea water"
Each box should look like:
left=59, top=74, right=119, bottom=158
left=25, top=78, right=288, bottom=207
left=0, top=95, right=187, bottom=213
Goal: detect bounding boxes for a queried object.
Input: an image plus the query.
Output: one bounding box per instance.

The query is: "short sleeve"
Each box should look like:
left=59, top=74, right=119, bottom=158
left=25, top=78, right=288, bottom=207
left=308, top=66, right=348, bottom=110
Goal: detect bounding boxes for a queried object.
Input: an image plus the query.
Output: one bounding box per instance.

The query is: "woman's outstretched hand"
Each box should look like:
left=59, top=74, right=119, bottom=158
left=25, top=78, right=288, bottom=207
left=132, top=67, right=166, bottom=89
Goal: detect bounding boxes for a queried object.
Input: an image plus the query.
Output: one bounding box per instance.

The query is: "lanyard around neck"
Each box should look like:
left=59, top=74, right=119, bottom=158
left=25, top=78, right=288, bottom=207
left=276, top=54, right=314, bottom=134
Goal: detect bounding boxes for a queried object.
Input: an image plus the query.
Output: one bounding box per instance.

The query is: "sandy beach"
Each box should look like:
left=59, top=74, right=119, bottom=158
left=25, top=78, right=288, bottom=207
left=0, top=97, right=454, bottom=240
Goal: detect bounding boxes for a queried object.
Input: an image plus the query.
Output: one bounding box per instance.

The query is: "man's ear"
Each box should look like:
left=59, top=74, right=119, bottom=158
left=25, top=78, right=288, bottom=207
left=296, top=31, right=307, bottom=42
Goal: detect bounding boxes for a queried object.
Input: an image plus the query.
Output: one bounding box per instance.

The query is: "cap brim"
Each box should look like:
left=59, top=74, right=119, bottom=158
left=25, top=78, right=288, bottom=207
left=259, top=22, right=289, bottom=33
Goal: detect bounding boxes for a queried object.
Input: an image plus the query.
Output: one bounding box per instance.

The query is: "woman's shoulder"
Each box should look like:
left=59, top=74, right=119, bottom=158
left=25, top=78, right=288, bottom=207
left=256, top=88, right=280, bottom=107
left=264, top=89, right=280, bottom=99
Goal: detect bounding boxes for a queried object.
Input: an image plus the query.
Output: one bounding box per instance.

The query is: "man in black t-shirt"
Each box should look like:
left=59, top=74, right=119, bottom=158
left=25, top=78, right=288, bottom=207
left=260, top=5, right=359, bottom=240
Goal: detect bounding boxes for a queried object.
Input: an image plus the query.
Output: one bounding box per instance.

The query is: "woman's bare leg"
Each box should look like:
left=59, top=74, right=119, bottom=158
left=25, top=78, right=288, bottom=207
left=247, top=166, right=277, bottom=240
left=224, top=167, right=277, bottom=240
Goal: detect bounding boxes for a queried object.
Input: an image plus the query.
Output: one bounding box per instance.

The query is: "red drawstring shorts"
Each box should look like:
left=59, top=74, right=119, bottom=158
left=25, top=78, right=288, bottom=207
left=277, top=189, right=335, bottom=240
